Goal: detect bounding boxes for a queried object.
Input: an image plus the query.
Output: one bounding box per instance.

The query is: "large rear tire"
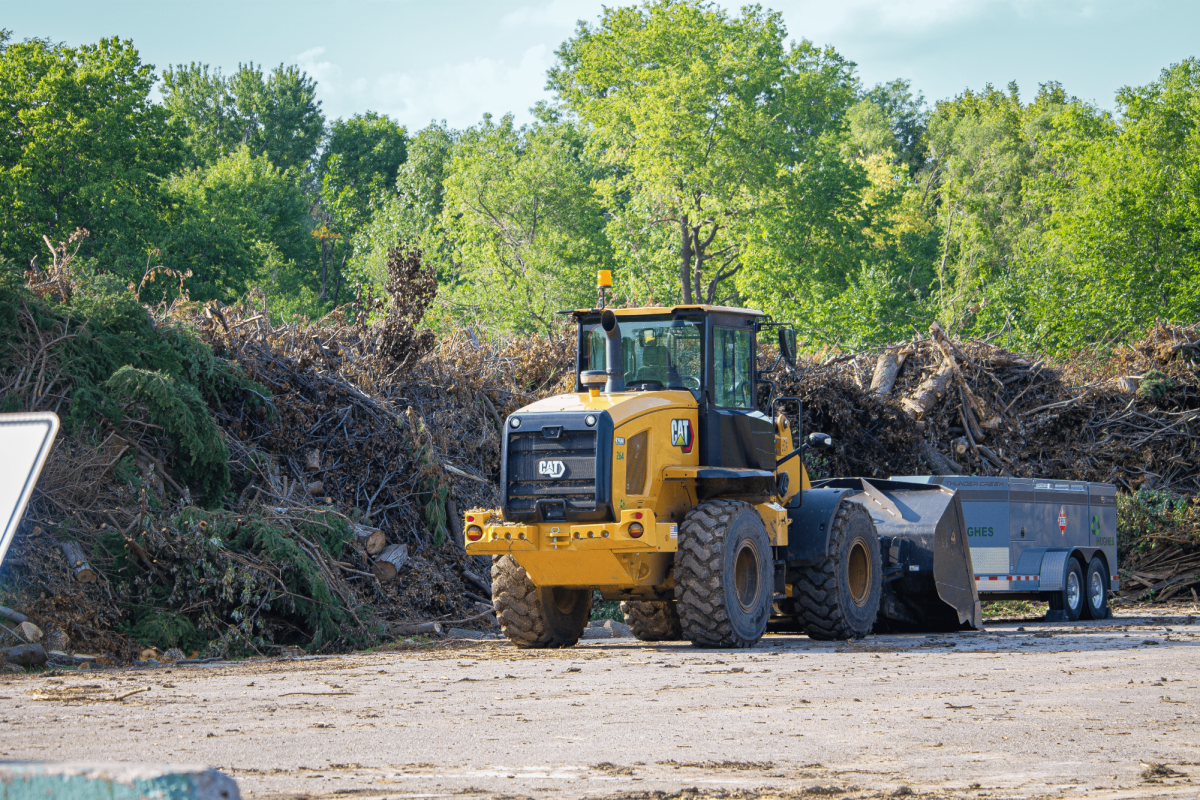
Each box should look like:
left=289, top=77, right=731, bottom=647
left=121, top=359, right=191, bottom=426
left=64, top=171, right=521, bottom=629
left=1048, top=557, right=1085, bottom=622
left=1081, top=556, right=1110, bottom=620
left=621, top=600, right=683, bottom=641
left=674, top=499, right=772, bottom=648
left=792, top=501, right=882, bottom=640
left=491, top=555, right=591, bottom=648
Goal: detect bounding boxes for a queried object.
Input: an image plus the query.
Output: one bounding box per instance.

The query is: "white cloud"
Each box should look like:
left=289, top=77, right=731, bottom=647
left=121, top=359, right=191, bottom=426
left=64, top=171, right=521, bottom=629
left=296, top=46, right=342, bottom=94
left=501, top=0, right=596, bottom=32
left=305, top=44, right=558, bottom=130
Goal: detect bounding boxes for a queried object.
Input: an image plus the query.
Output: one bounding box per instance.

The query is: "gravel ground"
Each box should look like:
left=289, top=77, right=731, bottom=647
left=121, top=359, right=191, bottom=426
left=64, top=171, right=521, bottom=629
left=2, top=609, right=1198, bottom=800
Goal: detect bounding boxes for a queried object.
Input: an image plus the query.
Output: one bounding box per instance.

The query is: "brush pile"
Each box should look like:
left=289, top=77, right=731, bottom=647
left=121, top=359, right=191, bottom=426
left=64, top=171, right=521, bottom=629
left=780, top=321, right=1200, bottom=494
left=0, top=245, right=574, bottom=662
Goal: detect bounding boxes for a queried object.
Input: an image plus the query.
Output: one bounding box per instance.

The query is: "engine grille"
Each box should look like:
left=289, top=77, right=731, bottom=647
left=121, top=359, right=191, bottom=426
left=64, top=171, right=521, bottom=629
left=505, top=428, right=598, bottom=519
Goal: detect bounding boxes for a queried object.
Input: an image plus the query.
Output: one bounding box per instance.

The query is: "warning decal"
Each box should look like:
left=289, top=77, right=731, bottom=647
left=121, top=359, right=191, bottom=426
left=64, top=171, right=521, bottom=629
left=1058, top=506, right=1067, bottom=536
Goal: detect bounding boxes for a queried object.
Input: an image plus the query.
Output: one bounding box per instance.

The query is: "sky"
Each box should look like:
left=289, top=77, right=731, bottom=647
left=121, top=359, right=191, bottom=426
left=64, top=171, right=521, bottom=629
left=5, top=0, right=1198, bottom=131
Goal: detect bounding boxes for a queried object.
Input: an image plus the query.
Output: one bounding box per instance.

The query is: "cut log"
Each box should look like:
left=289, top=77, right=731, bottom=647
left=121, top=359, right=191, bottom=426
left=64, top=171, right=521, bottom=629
left=952, top=437, right=970, bottom=456
left=870, top=349, right=908, bottom=397
left=305, top=449, right=321, bottom=471
left=901, top=365, right=955, bottom=417
left=391, top=621, right=442, bottom=636
left=0, top=606, right=28, bottom=625
left=371, top=544, right=409, bottom=582
left=919, top=442, right=962, bottom=475
left=1116, top=376, right=1140, bottom=395
left=352, top=523, right=386, bottom=556
left=305, top=480, right=325, bottom=496
left=1, top=643, right=47, bottom=668
left=19, top=622, right=42, bottom=643
left=60, top=541, right=97, bottom=583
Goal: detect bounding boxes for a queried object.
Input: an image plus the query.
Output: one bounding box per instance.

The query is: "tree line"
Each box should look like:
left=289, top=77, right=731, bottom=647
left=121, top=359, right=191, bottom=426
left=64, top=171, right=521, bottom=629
left=2, top=0, right=1198, bottom=353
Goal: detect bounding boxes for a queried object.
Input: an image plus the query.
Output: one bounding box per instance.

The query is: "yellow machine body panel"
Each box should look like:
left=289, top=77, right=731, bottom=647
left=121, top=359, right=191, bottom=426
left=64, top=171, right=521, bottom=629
left=463, top=387, right=808, bottom=590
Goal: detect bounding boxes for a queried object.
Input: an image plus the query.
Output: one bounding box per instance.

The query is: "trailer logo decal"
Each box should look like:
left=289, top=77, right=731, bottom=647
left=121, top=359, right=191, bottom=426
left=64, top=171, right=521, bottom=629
left=539, top=460, right=566, bottom=479
left=1058, top=506, right=1067, bottom=535
left=671, top=419, right=694, bottom=453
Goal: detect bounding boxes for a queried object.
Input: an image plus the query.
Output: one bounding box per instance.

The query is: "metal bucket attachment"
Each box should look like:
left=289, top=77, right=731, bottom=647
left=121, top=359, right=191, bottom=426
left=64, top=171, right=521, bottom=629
left=812, top=478, right=982, bottom=631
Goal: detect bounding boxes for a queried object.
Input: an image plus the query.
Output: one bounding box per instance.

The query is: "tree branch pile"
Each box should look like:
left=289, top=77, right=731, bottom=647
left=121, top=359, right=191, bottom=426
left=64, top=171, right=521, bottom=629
left=0, top=246, right=574, bottom=662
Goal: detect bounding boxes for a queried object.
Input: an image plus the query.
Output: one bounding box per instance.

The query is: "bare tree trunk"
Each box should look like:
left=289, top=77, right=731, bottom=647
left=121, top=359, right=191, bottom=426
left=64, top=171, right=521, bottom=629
left=679, top=215, right=693, bottom=305
left=319, top=241, right=329, bottom=302
left=332, top=252, right=345, bottom=306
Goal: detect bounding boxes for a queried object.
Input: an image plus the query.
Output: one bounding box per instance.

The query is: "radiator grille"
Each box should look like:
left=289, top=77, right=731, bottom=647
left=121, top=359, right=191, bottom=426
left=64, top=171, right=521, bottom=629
left=506, top=429, right=598, bottom=516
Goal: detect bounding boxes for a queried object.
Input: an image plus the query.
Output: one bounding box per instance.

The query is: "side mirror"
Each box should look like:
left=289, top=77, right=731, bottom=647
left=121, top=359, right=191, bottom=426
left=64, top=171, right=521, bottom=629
left=808, top=432, right=832, bottom=449
left=778, top=328, right=797, bottom=366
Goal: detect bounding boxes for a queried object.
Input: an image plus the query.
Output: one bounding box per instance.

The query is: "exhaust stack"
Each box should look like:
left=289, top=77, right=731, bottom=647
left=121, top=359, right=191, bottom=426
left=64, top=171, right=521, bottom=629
left=601, top=310, right=625, bottom=393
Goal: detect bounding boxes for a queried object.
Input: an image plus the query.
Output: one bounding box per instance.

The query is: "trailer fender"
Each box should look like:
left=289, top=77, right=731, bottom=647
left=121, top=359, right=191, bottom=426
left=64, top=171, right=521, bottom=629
left=785, top=488, right=853, bottom=566
left=1037, top=550, right=1072, bottom=591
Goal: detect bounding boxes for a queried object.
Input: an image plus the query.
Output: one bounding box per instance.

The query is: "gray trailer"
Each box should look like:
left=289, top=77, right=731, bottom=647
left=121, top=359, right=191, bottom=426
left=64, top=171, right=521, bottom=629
left=892, top=476, right=1117, bottom=621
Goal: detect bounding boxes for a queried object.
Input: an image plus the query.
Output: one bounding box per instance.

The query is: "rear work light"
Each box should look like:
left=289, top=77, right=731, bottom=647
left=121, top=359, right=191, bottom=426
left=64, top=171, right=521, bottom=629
left=466, top=525, right=483, bottom=541
left=628, top=522, right=644, bottom=538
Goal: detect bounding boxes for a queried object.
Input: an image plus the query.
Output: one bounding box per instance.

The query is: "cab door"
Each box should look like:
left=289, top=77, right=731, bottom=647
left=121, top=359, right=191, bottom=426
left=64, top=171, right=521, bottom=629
left=699, top=321, right=775, bottom=470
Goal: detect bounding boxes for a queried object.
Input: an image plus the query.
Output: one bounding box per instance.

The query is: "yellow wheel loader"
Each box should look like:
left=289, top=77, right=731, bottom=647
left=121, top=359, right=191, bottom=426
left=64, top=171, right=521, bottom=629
left=464, top=287, right=982, bottom=648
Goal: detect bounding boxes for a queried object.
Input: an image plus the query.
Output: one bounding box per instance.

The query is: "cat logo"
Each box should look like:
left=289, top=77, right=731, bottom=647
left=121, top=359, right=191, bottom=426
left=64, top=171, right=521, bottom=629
left=538, top=460, right=566, bottom=479
left=670, top=419, right=694, bottom=453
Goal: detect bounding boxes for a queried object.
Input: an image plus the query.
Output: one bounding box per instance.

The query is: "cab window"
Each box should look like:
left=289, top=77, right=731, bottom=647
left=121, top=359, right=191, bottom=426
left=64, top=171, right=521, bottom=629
left=714, top=327, right=753, bottom=408
left=587, top=319, right=703, bottom=392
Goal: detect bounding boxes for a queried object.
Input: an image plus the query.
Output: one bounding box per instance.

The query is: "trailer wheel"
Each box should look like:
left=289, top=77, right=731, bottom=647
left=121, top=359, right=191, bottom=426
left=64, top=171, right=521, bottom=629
left=621, top=601, right=683, bottom=641
left=1081, top=556, right=1110, bottom=620
left=792, top=501, right=882, bottom=640
left=1047, top=557, right=1085, bottom=622
left=490, top=555, right=591, bottom=648
left=674, top=499, right=772, bottom=648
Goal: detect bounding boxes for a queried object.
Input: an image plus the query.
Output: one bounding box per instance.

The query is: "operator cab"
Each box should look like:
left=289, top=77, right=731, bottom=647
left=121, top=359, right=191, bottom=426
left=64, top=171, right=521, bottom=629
left=570, top=305, right=795, bottom=472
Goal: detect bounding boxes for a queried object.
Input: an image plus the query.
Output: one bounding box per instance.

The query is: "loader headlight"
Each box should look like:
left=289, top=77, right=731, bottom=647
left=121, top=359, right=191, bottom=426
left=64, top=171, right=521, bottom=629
left=466, top=525, right=483, bottom=541
left=584, top=414, right=597, bottom=427
left=510, top=417, right=521, bottom=429
left=628, top=522, right=644, bottom=538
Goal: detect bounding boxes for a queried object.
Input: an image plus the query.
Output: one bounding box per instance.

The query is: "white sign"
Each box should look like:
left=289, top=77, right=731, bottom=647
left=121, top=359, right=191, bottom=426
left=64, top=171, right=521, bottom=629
left=0, top=413, right=60, bottom=570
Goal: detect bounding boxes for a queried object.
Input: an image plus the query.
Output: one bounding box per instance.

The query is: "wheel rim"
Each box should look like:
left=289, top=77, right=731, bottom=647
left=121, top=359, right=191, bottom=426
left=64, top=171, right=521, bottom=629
left=848, top=539, right=872, bottom=607
left=734, top=542, right=761, bottom=612
left=551, top=587, right=578, bottom=615
left=1089, top=570, right=1104, bottom=609
left=1066, top=571, right=1081, bottom=610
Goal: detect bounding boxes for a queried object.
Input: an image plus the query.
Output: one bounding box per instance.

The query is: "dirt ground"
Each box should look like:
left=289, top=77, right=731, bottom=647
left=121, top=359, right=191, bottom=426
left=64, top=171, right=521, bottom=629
left=2, top=608, right=1198, bottom=800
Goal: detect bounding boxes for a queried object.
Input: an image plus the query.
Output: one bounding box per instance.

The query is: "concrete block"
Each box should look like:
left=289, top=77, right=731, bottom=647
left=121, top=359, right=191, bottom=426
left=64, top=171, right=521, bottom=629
left=0, top=763, right=239, bottom=800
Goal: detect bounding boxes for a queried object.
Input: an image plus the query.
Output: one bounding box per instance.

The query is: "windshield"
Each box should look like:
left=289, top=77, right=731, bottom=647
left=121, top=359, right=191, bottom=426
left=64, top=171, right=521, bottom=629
left=586, top=318, right=703, bottom=391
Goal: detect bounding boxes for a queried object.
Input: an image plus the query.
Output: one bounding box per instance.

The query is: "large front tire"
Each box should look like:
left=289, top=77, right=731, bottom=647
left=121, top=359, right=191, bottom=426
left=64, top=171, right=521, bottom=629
left=621, top=600, right=683, bottom=641
left=674, top=500, right=772, bottom=648
left=491, top=555, right=591, bottom=648
left=792, top=501, right=882, bottom=640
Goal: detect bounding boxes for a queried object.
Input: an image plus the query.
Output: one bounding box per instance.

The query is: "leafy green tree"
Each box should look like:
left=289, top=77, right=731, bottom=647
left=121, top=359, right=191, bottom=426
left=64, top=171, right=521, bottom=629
left=162, top=62, right=324, bottom=173
left=319, top=112, right=408, bottom=213
left=863, top=79, right=928, bottom=176
left=1028, top=60, right=1200, bottom=348
left=0, top=35, right=181, bottom=277
left=349, top=122, right=457, bottom=290
left=550, top=0, right=858, bottom=305
left=922, top=82, right=1108, bottom=339
left=159, top=146, right=312, bottom=302
left=438, top=115, right=611, bottom=334
left=314, top=113, right=408, bottom=301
